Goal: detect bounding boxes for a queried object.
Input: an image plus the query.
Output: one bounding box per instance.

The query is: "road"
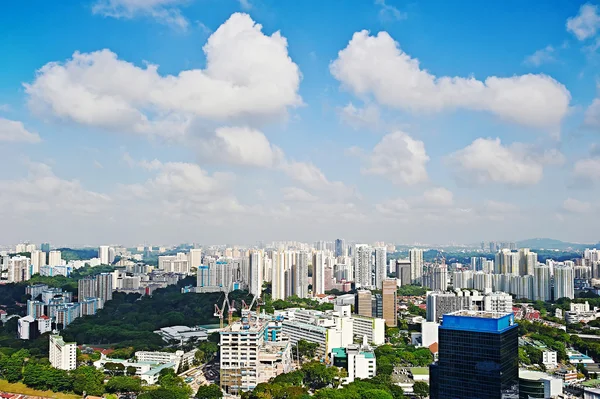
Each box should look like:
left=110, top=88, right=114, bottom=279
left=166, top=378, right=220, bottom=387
left=180, top=358, right=220, bottom=394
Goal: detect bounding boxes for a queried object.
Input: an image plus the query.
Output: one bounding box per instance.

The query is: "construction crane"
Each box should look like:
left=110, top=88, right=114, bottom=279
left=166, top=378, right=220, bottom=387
left=228, top=299, right=236, bottom=327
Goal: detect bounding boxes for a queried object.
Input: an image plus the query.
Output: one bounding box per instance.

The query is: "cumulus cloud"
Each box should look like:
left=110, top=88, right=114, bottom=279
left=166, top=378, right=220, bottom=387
left=485, top=200, right=518, bottom=213
left=281, top=187, right=318, bottom=202
left=0, top=118, right=41, bottom=143
left=0, top=163, right=111, bottom=215
left=573, top=157, right=600, bottom=181
left=376, top=197, right=410, bottom=215
left=281, top=160, right=352, bottom=196
left=238, top=0, right=252, bottom=10
left=25, top=13, right=302, bottom=138
left=422, top=187, right=453, bottom=207
left=524, top=45, right=556, bottom=67
left=339, top=103, right=380, bottom=130
left=361, top=131, right=429, bottom=185
left=567, top=3, right=600, bottom=40
left=92, top=0, right=190, bottom=30
left=330, top=31, right=570, bottom=131
left=563, top=198, right=592, bottom=213
left=448, top=138, right=561, bottom=185
left=196, top=126, right=284, bottom=168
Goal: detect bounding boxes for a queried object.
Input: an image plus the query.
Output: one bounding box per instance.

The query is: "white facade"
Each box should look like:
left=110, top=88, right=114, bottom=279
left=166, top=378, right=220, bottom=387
left=187, top=248, right=202, bottom=269
left=347, top=345, right=376, bottom=383
left=48, top=251, right=62, bottom=266
left=374, top=247, right=387, bottom=289
left=351, top=314, right=385, bottom=345
left=483, top=292, right=513, bottom=314
left=8, top=256, right=31, bottom=283
left=49, top=335, right=76, bottom=371
left=421, top=321, right=439, bottom=348
left=313, top=251, right=326, bottom=296
left=30, top=250, right=46, bottom=275
left=554, top=265, right=575, bottom=300
left=409, top=248, right=423, bottom=284
left=99, top=245, right=110, bottom=265
left=135, top=349, right=196, bottom=370
left=533, top=265, right=551, bottom=302
left=249, top=250, right=263, bottom=297
left=354, top=245, right=372, bottom=288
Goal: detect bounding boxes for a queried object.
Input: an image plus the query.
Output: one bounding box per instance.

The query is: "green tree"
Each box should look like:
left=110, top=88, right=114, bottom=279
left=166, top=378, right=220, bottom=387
left=413, top=381, right=429, bottom=399
left=296, top=340, right=319, bottom=362
left=72, top=365, right=105, bottom=396
left=127, top=366, right=137, bottom=376
left=196, top=384, right=223, bottom=399
left=302, top=362, right=337, bottom=391
left=104, top=361, right=126, bottom=376
left=106, top=376, right=142, bottom=393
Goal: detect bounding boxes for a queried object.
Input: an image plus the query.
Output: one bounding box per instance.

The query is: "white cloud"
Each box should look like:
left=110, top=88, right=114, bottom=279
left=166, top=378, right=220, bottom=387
left=422, top=187, right=453, bottom=207
left=361, top=131, right=429, bottom=185
left=573, top=157, right=600, bottom=181
left=374, top=0, right=407, bottom=22
left=563, top=198, right=592, bottom=213
left=281, top=160, right=352, bottom=196
left=567, top=3, right=600, bottom=40
left=0, top=118, right=42, bottom=143
left=196, top=126, right=283, bottom=168
left=448, top=138, right=560, bottom=185
left=485, top=200, right=518, bottom=213
left=147, top=161, right=234, bottom=195
left=0, top=104, right=11, bottom=112
left=339, top=103, right=380, bottom=130
left=376, top=197, right=410, bottom=215
left=25, top=13, right=302, bottom=138
left=524, top=45, right=555, bottom=67
left=584, top=97, right=600, bottom=128
left=281, top=187, right=318, bottom=202
left=92, top=0, right=190, bottom=30
left=330, top=31, right=571, bottom=131
left=238, top=0, right=252, bottom=10
left=0, top=163, right=111, bottom=215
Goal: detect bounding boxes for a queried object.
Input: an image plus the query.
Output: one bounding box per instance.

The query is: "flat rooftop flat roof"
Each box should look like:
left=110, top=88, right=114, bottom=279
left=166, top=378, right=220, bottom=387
left=449, top=310, right=511, bottom=319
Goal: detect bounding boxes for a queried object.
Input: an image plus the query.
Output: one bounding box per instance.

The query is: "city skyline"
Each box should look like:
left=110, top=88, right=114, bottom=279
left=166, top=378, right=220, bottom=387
left=2, top=1, right=600, bottom=245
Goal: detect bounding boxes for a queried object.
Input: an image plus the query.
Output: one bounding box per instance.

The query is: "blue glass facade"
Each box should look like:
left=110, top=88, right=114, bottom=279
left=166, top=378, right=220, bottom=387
left=430, top=312, right=519, bottom=399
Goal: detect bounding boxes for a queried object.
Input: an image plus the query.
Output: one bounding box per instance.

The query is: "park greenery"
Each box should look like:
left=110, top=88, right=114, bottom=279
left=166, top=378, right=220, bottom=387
left=396, top=285, right=427, bottom=297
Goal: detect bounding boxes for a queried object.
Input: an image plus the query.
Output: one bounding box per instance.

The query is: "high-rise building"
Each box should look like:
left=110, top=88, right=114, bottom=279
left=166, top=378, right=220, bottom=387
left=354, top=245, right=372, bottom=288
left=554, top=265, right=574, bottom=300
left=395, top=259, right=411, bottom=287
left=40, top=243, right=50, bottom=253
left=409, top=248, right=423, bottom=284
left=428, top=264, right=448, bottom=291
left=249, top=250, right=263, bottom=297
left=483, top=292, right=513, bottom=314
left=8, top=256, right=31, bottom=283
left=356, top=290, right=372, bottom=317
left=49, top=335, right=77, bottom=371
left=99, top=246, right=110, bottom=265
left=312, top=251, right=325, bottom=296
left=48, top=250, right=62, bottom=266
left=295, top=251, right=309, bottom=298
left=187, top=248, right=202, bottom=269
left=335, top=239, right=347, bottom=257
left=533, top=264, right=551, bottom=302
left=30, top=250, right=46, bottom=275
left=78, top=277, right=96, bottom=302
left=429, top=311, right=518, bottom=399
left=471, top=257, right=487, bottom=272
left=374, top=247, right=387, bottom=289
left=271, top=251, right=285, bottom=300
left=519, top=249, right=537, bottom=276
left=382, top=279, right=397, bottom=327
left=96, top=273, right=113, bottom=304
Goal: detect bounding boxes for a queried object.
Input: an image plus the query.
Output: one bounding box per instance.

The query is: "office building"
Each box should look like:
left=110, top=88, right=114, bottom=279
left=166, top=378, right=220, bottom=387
left=335, top=239, right=347, bottom=257
left=409, top=248, right=423, bottom=284
left=429, top=311, right=519, bottom=399
left=356, top=290, right=372, bottom=317
left=49, top=334, right=77, bottom=371
left=518, top=370, right=562, bottom=399
left=554, top=265, right=574, bottom=300
left=354, top=245, right=372, bottom=288
left=382, top=279, right=397, bottom=327
left=395, top=259, right=411, bottom=286
left=374, top=247, right=387, bottom=289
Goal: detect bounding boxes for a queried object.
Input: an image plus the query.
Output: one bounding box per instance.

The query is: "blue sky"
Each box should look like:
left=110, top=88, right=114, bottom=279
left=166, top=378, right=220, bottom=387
left=1, top=0, right=600, bottom=246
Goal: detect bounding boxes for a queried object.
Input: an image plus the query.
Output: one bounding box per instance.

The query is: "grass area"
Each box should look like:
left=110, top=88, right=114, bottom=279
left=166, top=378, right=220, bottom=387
left=0, top=380, right=80, bottom=399
left=582, top=378, right=600, bottom=387
left=410, top=367, right=429, bottom=375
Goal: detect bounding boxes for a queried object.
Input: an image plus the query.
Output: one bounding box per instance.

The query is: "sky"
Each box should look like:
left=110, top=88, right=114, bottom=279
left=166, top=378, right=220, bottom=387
left=1, top=0, right=600, bottom=247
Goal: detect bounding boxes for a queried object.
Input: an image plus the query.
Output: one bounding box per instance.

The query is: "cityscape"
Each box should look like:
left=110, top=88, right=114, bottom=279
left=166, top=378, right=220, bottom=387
left=2, top=1, right=600, bottom=399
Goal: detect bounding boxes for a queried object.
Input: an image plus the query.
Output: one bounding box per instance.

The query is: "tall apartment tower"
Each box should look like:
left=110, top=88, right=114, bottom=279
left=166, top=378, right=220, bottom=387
left=382, top=279, right=397, bottom=327
left=429, top=311, right=519, bottom=399
left=49, top=335, right=76, bottom=371
left=519, top=248, right=537, bottom=276
left=312, top=251, right=325, bottom=296
left=395, top=259, right=411, bottom=286
left=96, top=273, right=113, bottom=304
left=356, top=290, right=373, bottom=317
left=48, top=250, right=62, bottom=266
left=271, top=251, right=285, bottom=300
left=533, top=264, right=551, bottom=302
left=78, top=277, right=96, bottom=301
left=554, top=265, right=574, bottom=300
left=99, top=246, right=110, bottom=265
left=249, top=250, right=263, bottom=297
left=354, top=245, right=372, bottom=288
left=374, top=247, right=387, bottom=289
left=409, top=248, right=423, bottom=284
left=295, top=251, right=309, bottom=298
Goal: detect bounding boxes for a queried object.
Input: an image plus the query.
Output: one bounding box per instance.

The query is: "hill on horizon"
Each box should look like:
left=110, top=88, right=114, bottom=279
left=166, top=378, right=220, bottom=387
left=516, top=238, right=597, bottom=250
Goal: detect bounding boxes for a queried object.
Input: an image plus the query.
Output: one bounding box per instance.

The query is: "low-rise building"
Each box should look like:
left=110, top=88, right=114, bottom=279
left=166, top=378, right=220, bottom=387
left=331, top=341, right=376, bottom=384
left=154, top=325, right=208, bottom=345
left=135, top=349, right=197, bottom=371
left=518, top=370, right=562, bottom=398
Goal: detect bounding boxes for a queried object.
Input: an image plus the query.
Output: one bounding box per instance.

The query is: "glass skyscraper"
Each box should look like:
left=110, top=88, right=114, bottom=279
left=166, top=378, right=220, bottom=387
left=430, top=310, right=519, bottom=399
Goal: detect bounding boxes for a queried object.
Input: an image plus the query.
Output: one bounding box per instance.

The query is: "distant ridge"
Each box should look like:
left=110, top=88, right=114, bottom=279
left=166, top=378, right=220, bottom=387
left=516, top=238, right=597, bottom=251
